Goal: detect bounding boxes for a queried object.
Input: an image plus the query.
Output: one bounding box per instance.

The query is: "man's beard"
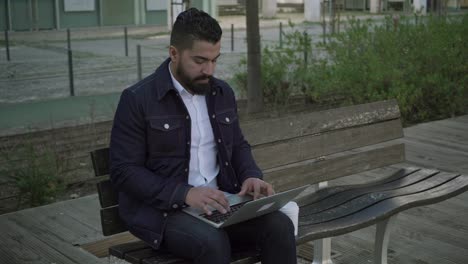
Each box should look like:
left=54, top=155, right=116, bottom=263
left=176, top=65, right=212, bottom=95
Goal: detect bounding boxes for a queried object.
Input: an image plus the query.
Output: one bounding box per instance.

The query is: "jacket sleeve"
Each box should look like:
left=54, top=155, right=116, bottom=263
left=109, top=89, right=192, bottom=211
left=228, top=90, right=263, bottom=184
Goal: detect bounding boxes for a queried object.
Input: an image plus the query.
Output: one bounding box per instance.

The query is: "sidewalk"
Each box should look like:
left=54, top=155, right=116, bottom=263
left=1, top=13, right=308, bottom=42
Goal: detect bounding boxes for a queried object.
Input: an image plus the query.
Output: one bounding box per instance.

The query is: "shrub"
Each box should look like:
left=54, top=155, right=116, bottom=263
left=2, top=138, right=64, bottom=208
left=306, top=14, right=468, bottom=125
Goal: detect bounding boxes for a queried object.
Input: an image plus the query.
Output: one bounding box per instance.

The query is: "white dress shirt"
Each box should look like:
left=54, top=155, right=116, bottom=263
left=169, top=63, right=219, bottom=188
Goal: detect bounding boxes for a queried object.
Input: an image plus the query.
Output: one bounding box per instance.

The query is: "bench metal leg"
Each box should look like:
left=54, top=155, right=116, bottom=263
left=374, top=214, right=398, bottom=264
left=312, top=238, right=333, bottom=264
left=311, top=181, right=333, bottom=264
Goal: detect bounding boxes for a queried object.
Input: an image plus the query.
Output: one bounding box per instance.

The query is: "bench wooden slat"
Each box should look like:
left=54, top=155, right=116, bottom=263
left=91, top=148, right=109, bottom=177
left=253, top=118, right=403, bottom=170
left=302, top=168, right=433, bottom=214
left=109, top=240, right=149, bottom=259
left=101, top=205, right=128, bottom=236
left=296, top=171, right=468, bottom=244
left=264, top=142, right=405, bottom=192
left=295, top=167, right=420, bottom=206
left=303, top=170, right=456, bottom=224
left=97, top=179, right=118, bottom=208
left=126, top=248, right=189, bottom=264
left=143, top=257, right=191, bottom=264
left=243, top=99, right=401, bottom=146
left=125, top=248, right=155, bottom=263
left=110, top=241, right=259, bottom=264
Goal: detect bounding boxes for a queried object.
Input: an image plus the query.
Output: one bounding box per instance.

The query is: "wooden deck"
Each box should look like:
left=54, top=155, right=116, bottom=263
left=1, top=115, right=467, bottom=264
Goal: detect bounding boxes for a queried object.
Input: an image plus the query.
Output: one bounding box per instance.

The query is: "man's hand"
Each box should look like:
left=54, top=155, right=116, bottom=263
left=185, top=187, right=230, bottom=215
left=238, top=178, right=275, bottom=200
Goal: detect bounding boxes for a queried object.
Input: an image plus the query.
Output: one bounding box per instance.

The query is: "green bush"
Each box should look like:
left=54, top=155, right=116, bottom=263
left=306, top=14, right=468, bottom=124
left=2, top=139, right=64, bottom=208
left=233, top=14, right=467, bottom=125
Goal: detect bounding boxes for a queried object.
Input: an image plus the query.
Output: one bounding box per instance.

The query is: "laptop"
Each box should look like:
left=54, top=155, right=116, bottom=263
left=183, top=185, right=309, bottom=228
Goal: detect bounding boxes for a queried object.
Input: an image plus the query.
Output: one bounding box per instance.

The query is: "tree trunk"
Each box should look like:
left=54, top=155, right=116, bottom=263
left=246, top=0, right=263, bottom=114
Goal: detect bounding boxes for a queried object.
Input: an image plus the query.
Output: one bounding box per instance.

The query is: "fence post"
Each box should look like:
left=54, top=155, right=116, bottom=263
left=4, top=30, right=10, bottom=61
left=231, top=24, right=234, bottom=52
left=67, top=28, right=75, bottom=96
left=303, top=31, right=308, bottom=64
left=279, top=22, right=283, bottom=48
left=124, top=27, right=128, bottom=57
left=137, top=44, right=142, bottom=81
left=67, top=28, right=71, bottom=50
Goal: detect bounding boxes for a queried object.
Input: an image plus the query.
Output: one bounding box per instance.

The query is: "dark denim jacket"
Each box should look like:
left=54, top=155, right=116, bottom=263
left=109, top=58, right=262, bottom=249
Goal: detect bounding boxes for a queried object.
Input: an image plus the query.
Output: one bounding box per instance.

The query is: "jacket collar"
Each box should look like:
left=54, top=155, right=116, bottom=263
left=155, top=58, right=177, bottom=101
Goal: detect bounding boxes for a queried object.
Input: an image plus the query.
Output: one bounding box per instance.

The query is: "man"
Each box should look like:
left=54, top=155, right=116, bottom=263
left=110, top=8, right=296, bottom=264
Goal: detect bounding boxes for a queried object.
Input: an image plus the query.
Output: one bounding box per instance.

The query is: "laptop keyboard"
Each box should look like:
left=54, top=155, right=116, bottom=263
left=200, top=202, right=247, bottom=223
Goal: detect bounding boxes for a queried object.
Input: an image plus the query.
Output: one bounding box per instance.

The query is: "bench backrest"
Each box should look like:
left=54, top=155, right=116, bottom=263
left=91, top=99, right=405, bottom=236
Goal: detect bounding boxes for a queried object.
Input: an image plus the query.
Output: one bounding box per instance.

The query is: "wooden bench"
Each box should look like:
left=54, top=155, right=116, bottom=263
left=90, top=99, right=468, bottom=264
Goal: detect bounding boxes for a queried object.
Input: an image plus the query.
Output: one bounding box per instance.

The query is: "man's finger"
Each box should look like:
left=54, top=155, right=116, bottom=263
left=210, top=192, right=230, bottom=212
left=208, top=199, right=228, bottom=214
left=253, top=182, right=261, bottom=200
left=238, top=185, right=246, bottom=195
left=266, top=184, right=275, bottom=196
left=202, top=203, right=212, bottom=215
left=238, top=183, right=249, bottom=196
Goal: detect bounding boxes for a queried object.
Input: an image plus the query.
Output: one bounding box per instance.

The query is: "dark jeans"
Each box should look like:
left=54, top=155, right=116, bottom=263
left=161, top=210, right=297, bottom=264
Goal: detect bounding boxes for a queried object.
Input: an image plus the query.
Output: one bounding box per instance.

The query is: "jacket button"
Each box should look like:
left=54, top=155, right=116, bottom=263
left=234, top=184, right=238, bottom=187
left=212, top=91, right=217, bottom=96
left=164, top=124, right=170, bottom=129
left=163, top=213, right=168, bottom=217
left=187, top=141, right=190, bottom=145
left=172, top=204, right=179, bottom=209
left=185, top=168, right=188, bottom=172
left=212, top=114, right=215, bottom=119
left=186, top=115, right=190, bottom=120
left=225, top=117, right=230, bottom=123
left=154, top=239, right=158, bottom=244
left=217, top=138, right=222, bottom=143
left=225, top=162, right=229, bottom=166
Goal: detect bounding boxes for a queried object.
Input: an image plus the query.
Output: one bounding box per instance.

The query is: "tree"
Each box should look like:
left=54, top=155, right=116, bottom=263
left=246, top=0, right=264, bottom=113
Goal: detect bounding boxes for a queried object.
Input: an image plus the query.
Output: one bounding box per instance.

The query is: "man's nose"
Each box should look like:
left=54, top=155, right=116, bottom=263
left=202, top=62, right=215, bottom=76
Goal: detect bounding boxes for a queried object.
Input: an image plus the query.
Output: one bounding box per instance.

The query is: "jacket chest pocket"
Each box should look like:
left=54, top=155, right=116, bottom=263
left=147, top=118, right=185, bottom=155
left=216, top=110, right=237, bottom=149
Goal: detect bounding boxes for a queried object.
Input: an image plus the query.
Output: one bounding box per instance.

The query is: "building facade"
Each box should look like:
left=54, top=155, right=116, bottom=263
left=1, top=0, right=217, bottom=31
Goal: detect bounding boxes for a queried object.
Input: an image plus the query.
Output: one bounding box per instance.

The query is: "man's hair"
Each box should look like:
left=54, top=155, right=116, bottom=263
left=170, top=8, right=222, bottom=50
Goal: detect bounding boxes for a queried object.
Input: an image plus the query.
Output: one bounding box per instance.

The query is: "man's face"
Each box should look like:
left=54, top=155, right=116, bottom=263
left=170, top=40, right=221, bottom=95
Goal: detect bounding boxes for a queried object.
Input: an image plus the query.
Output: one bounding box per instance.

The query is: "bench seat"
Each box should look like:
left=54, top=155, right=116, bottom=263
left=296, top=166, right=468, bottom=243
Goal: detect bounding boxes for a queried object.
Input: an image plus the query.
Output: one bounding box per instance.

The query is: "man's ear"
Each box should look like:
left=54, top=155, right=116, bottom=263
left=169, top=46, right=178, bottom=62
